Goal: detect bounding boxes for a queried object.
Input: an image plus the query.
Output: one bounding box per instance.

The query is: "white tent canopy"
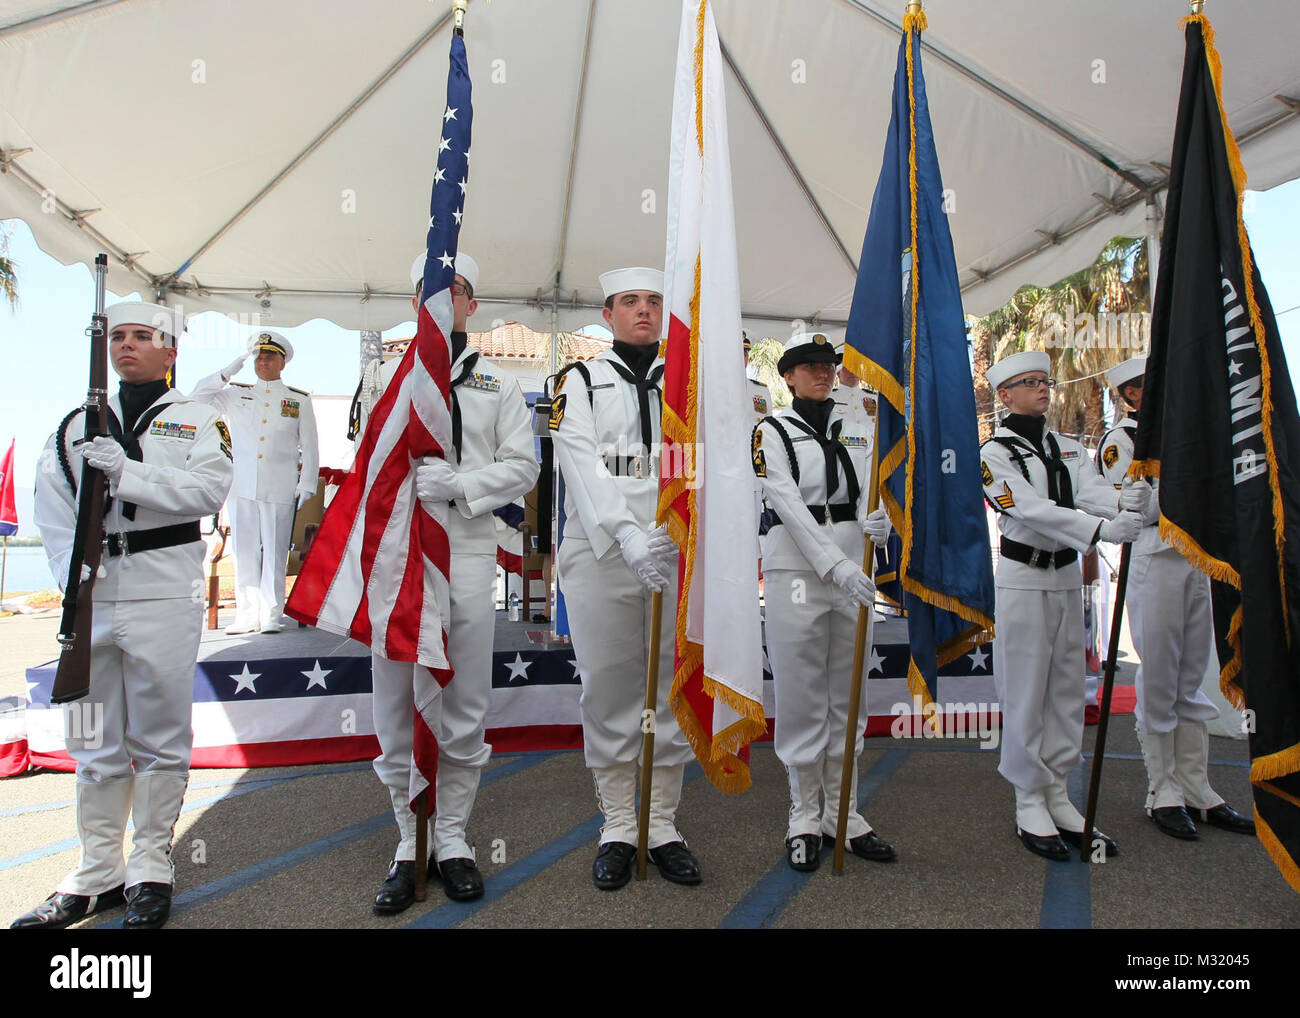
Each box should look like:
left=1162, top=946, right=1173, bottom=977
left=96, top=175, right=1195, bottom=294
left=2, top=0, right=1298, bottom=335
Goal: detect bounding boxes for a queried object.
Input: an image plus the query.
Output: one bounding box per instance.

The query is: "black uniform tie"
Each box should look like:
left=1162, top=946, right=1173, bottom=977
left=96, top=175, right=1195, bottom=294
left=784, top=404, right=860, bottom=510
left=105, top=387, right=175, bottom=520
left=607, top=345, right=665, bottom=454
left=448, top=349, right=480, bottom=463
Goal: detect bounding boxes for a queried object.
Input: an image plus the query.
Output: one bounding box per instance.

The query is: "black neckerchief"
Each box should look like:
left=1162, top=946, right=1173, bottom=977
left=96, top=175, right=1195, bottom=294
left=612, top=340, right=658, bottom=378
left=448, top=338, right=480, bottom=464
left=1001, top=412, right=1073, bottom=509
left=119, top=379, right=169, bottom=431
left=785, top=398, right=859, bottom=508
left=608, top=344, right=664, bottom=453
left=108, top=380, right=174, bottom=520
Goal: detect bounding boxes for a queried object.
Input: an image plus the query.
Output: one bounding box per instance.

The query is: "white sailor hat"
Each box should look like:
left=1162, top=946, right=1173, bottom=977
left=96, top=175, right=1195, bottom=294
left=986, top=350, right=1051, bottom=391
left=410, top=251, right=480, bottom=293
left=777, top=331, right=840, bottom=375
left=1107, top=355, right=1146, bottom=390
left=599, top=267, right=664, bottom=300
left=106, top=301, right=185, bottom=347
left=250, top=328, right=293, bottom=364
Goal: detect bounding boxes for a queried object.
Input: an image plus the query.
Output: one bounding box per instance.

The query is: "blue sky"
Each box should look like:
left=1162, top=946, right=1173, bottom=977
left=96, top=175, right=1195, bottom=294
left=3, top=179, right=1299, bottom=537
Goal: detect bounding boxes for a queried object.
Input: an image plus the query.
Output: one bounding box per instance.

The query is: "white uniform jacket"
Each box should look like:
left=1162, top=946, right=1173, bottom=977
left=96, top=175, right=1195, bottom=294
left=379, top=346, right=539, bottom=552
left=753, top=404, right=871, bottom=579
left=980, top=424, right=1120, bottom=591
left=35, top=390, right=234, bottom=601
left=189, top=373, right=319, bottom=505
left=549, top=348, right=664, bottom=559
left=1096, top=418, right=1165, bottom=558
left=747, top=372, right=773, bottom=425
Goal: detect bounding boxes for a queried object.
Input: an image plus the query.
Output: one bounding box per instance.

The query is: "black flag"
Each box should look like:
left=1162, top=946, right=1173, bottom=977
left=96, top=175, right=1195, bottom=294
left=1132, top=14, right=1300, bottom=893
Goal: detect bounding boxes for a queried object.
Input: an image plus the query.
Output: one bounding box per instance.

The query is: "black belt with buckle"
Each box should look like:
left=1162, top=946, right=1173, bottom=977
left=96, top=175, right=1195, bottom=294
left=1000, top=536, right=1077, bottom=569
left=104, top=522, right=202, bottom=558
left=603, top=454, right=658, bottom=479
left=768, top=504, right=856, bottom=527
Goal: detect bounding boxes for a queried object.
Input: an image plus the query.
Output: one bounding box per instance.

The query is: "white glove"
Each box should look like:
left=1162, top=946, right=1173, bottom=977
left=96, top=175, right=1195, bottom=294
left=1098, top=511, right=1142, bottom=544
left=645, top=523, right=676, bottom=565
left=861, top=507, right=891, bottom=547
left=830, top=559, right=876, bottom=608
left=415, top=458, right=464, bottom=504
left=221, top=354, right=249, bottom=380
left=619, top=527, right=672, bottom=592
left=83, top=437, right=126, bottom=481
left=296, top=488, right=314, bottom=510
left=1119, top=479, right=1153, bottom=515
left=78, top=562, right=106, bottom=583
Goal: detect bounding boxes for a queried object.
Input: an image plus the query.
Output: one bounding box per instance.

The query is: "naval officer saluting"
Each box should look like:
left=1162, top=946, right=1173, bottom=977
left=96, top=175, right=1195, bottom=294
left=1097, top=356, right=1254, bottom=840
left=14, top=301, right=233, bottom=930
left=752, top=332, right=894, bottom=871
left=980, top=350, right=1150, bottom=861
left=191, top=330, right=319, bottom=634
left=549, top=266, right=700, bottom=891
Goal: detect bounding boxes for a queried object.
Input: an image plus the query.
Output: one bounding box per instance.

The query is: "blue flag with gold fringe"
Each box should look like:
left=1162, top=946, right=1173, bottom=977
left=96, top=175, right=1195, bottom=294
left=843, top=10, right=995, bottom=709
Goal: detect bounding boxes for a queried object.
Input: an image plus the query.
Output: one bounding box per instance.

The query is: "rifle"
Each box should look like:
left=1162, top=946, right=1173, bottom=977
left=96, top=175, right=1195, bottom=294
left=52, top=253, right=109, bottom=704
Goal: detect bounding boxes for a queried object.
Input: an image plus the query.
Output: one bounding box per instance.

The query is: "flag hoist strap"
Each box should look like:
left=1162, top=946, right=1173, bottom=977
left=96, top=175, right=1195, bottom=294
left=767, top=503, right=857, bottom=528
left=988, top=433, right=1074, bottom=509
left=103, top=521, right=202, bottom=557
left=448, top=351, right=481, bottom=463
left=999, top=536, right=1077, bottom=570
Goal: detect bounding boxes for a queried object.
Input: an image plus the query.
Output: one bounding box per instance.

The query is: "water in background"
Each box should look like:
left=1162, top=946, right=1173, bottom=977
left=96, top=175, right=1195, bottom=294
left=0, top=545, right=57, bottom=595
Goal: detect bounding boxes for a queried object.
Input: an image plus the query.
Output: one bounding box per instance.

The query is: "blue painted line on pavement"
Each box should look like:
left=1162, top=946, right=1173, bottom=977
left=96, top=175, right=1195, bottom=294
left=716, top=748, right=911, bottom=930
left=89, top=751, right=555, bottom=928
left=1039, top=765, right=1091, bottom=930
left=404, top=761, right=705, bottom=929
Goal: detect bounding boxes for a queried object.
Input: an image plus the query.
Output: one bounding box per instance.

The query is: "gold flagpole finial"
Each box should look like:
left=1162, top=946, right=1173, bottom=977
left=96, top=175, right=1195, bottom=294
left=1189, top=0, right=1204, bottom=13
left=453, top=0, right=468, bottom=31
left=906, top=0, right=923, bottom=14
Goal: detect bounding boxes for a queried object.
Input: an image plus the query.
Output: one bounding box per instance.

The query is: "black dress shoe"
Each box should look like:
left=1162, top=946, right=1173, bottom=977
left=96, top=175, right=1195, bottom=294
left=1057, top=826, right=1119, bottom=857
left=123, top=883, right=172, bottom=930
left=1150, top=805, right=1199, bottom=840
left=846, top=831, right=897, bottom=862
left=785, top=834, right=822, bottom=872
left=1017, top=826, right=1070, bottom=862
left=648, top=841, right=702, bottom=885
left=1190, top=803, right=1256, bottom=835
left=435, top=857, right=484, bottom=902
left=10, top=885, right=125, bottom=930
left=592, top=842, right=637, bottom=890
left=373, top=860, right=417, bottom=915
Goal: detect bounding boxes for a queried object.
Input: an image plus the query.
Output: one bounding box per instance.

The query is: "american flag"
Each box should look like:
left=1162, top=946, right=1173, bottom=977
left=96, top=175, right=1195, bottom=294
left=286, top=33, right=473, bottom=813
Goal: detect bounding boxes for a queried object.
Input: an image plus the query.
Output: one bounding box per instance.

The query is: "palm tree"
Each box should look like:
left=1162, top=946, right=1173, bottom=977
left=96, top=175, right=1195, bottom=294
left=970, top=236, right=1149, bottom=444
left=747, top=336, right=790, bottom=407
left=0, top=222, right=17, bottom=311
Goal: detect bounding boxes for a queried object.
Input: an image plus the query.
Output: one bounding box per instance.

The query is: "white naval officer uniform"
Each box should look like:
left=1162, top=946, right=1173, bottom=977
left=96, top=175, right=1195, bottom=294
left=34, top=387, right=233, bottom=894
left=981, top=418, right=1121, bottom=837
left=549, top=346, right=693, bottom=848
left=191, top=355, right=319, bottom=631
left=753, top=399, right=877, bottom=840
left=1096, top=417, right=1224, bottom=813
left=366, top=343, right=538, bottom=863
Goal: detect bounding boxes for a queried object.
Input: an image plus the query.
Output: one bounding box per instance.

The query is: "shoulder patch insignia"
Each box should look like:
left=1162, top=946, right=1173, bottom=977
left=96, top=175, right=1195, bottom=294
left=753, top=448, right=767, bottom=478
left=994, top=482, right=1015, bottom=511
left=215, top=419, right=233, bottom=460
left=981, top=460, right=994, bottom=487
left=553, top=371, right=566, bottom=395
left=1102, top=444, right=1119, bottom=469
left=281, top=398, right=301, bottom=418
left=753, top=395, right=768, bottom=415
left=548, top=393, right=567, bottom=431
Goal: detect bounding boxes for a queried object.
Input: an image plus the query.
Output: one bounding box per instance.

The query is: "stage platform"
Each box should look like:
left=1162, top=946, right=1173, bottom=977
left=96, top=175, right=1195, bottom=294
left=6, top=606, right=1089, bottom=775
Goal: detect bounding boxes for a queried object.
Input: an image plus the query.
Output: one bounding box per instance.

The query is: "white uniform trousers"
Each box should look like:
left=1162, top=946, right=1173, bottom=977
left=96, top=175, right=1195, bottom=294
left=557, top=537, right=692, bottom=770
left=230, top=496, right=294, bottom=628
left=765, top=568, right=874, bottom=839
left=1128, top=549, right=1219, bottom=734
left=371, top=552, right=496, bottom=862
left=993, top=586, right=1085, bottom=795
left=58, top=598, right=201, bottom=894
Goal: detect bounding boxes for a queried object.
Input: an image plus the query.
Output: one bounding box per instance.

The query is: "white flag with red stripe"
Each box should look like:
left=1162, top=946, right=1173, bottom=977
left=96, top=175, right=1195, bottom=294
left=658, top=0, right=766, bottom=793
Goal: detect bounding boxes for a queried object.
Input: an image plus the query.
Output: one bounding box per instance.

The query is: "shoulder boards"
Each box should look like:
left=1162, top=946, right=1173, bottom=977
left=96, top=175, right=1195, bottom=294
left=231, top=382, right=253, bottom=389
left=287, top=385, right=310, bottom=397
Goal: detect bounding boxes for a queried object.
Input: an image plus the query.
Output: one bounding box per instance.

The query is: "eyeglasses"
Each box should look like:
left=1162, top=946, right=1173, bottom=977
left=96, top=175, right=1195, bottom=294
left=1004, top=377, right=1055, bottom=391
left=452, top=283, right=472, bottom=297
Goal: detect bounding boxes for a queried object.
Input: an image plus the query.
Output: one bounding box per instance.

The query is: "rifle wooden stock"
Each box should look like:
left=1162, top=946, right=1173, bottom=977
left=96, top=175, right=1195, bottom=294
left=52, top=254, right=109, bottom=704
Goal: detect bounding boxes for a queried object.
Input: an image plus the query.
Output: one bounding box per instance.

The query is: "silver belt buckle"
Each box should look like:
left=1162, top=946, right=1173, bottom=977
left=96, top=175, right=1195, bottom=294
left=1029, top=547, right=1045, bottom=568
left=633, top=455, right=645, bottom=479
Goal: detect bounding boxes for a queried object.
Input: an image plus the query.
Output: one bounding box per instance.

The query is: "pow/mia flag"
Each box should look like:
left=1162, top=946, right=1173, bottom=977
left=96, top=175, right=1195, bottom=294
left=1131, top=14, right=1300, bottom=893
